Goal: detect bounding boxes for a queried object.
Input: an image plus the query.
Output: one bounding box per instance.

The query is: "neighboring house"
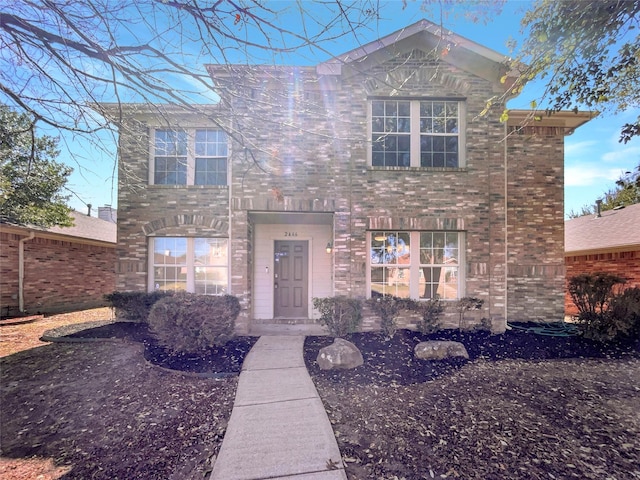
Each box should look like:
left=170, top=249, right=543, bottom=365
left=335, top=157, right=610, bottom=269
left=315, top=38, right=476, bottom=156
left=565, top=203, right=640, bottom=316
left=0, top=210, right=117, bottom=317
left=109, top=20, right=594, bottom=334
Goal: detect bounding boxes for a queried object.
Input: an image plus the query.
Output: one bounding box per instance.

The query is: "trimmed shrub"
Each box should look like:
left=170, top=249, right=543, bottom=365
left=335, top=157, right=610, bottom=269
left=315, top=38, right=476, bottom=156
left=456, top=297, right=484, bottom=330
left=148, top=293, right=240, bottom=354
left=410, top=298, right=444, bottom=334
left=568, top=272, right=638, bottom=342
left=568, top=272, right=626, bottom=319
left=312, top=296, right=362, bottom=337
left=366, top=295, right=409, bottom=338
left=104, top=290, right=173, bottom=323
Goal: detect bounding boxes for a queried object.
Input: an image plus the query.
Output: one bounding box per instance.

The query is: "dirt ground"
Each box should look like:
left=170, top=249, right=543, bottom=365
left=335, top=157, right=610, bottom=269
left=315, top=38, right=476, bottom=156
left=2, top=313, right=639, bottom=480
left=0, top=311, right=241, bottom=480
left=305, top=330, right=640, bottom=480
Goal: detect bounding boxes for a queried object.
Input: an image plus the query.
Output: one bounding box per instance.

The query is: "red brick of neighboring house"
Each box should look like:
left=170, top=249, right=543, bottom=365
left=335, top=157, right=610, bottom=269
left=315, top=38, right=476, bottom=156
left=565, top=203, right=640, bottom=316
left=0, top=211, right=116, bottom=317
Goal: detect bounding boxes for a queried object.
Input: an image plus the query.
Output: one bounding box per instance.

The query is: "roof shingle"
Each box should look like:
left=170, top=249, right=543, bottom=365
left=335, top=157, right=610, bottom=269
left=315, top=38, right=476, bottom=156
left=565, top=203, right=640, bottom=254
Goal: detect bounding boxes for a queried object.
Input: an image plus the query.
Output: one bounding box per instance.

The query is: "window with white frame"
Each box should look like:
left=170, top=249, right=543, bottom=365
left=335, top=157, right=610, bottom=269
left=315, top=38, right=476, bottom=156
left=370, top=231, right=462, bottom=300
left=371, top=99, right=463, bottom=168
left=151, top=237, right=228, bottom=295
left=152, top=128, right=228, bottom=185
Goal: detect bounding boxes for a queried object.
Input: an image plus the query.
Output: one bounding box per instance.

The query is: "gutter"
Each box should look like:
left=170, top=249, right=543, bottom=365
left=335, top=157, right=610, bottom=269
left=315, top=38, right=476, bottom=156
left=18, top=231, right=35, bottom=313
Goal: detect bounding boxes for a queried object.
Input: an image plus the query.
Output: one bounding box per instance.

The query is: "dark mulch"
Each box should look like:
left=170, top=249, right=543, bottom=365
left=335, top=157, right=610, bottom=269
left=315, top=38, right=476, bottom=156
left=304, top=324, right=640, bottom=386
left=66, top=322, right=257, bottom=375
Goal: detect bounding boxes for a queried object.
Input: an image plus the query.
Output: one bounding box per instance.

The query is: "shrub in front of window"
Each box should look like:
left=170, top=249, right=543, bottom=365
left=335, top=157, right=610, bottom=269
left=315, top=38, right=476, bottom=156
left=312, top=296, right=362, bottom=338
left=410, top=297, right=444, bottom=334
left=104, top=290, right=174, bottom=323
left=366, top=294, right=411, bottom=339
left=455, top=297, right=484, bottom=330
left=148, top=293, right=240, bottom=354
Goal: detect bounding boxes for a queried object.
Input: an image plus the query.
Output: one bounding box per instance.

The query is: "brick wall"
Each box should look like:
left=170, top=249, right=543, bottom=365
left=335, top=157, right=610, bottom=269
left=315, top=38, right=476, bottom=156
left=115, top=49, right=568, bottom=332
left=506, top=130, right=566, bottom=321
left=565, top=249, right=640, bottom=315
left=0, top=232, right=116, bottom=316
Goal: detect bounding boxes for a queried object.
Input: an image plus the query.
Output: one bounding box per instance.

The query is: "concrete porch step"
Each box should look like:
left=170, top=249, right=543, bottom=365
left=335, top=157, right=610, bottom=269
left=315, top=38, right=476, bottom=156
left=249, top=322, right=329, bottom=336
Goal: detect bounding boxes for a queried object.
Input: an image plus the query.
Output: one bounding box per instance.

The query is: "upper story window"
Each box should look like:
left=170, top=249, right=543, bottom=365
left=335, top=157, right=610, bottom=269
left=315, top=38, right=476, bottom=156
left=370, top=99, right=463, bottom=168
left=152, top=128, right=228, bottom=185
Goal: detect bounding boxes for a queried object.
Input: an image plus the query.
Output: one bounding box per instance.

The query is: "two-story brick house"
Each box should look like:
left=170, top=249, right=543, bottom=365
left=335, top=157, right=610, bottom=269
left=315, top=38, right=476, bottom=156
left=109, top=20, right=594, bottom=334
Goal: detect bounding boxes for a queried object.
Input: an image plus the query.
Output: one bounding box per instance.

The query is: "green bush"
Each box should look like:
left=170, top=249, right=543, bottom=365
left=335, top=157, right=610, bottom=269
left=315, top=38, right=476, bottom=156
left=104, top=290, right=173, bottom=323
left=366, top=295, right=410, bottom=338
left=456, top=297, right=484, bottom=330
left=312, top=296, right=362, bottom=337
left=568, top=273, right=638, bottom=342
left=409, top=298, right=444, bottom=334
left=148, top=293, right=240, bottom=354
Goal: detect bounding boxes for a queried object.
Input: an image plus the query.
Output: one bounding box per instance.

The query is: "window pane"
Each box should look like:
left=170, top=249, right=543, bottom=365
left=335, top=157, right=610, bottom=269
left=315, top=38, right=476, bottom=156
left=370, top=232, right=410, bottom=265
left=371, top=267, right=410, bottom=298
left=194, top=238, right=228, bottom=265
left=195, top=158, right=227, bottom=185
left=195, top=267, right=228, bottom=295
left=153, top=237, right=188, bottom=291
left=194, top=238, right=228, bottom=295
left=418, top=232, right=459, bottom=299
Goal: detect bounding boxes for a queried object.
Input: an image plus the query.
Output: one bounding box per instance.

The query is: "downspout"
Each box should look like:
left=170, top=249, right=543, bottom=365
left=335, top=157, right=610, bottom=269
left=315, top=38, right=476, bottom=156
left=503, top=122, right=509, bottom=328
left=18, top=231, right=35, bottom=313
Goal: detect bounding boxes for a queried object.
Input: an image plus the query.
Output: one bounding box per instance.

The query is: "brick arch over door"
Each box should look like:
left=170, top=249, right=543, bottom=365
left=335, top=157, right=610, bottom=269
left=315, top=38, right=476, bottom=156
left=141, top=215, right=228, bottom=236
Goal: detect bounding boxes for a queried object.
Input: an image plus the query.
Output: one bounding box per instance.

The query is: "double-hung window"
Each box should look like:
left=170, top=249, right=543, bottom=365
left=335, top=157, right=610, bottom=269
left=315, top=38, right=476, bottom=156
left=152, top=128, right=228, bottom=185
left=371, top=99, right=462, bottom=168
left=370, top=231, right=462, bottom=300
left=151, top=237, right=228, bottom=295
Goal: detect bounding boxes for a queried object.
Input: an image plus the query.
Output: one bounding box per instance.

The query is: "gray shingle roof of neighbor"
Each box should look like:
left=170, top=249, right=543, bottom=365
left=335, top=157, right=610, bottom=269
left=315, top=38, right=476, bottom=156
left=46, top=211, right=116, bottom=244
left=565, top=202, right=640, bottom=254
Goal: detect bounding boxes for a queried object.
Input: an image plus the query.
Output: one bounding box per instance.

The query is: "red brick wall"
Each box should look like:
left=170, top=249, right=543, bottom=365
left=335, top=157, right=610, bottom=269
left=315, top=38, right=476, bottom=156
left=564, top=249, right=640, bottom=316
left=1, top=232, right=116, bottom=317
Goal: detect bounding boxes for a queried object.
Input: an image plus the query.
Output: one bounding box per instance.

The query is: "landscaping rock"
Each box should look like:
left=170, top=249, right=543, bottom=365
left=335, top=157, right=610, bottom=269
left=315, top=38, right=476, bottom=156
left=317, top=338, right=364, bottom=370
left=414, top=340, right=469, bottom=360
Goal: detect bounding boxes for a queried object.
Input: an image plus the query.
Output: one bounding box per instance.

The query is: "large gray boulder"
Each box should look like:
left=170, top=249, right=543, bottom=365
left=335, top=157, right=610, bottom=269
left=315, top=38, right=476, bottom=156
left=317, top=338, right=364, bottom=370
left=414, top=340, right=469, bottom=361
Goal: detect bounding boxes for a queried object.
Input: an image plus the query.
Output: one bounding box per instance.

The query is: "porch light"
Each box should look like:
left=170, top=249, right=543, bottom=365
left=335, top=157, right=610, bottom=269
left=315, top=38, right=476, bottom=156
left=326, top=242, right=333, bottom=254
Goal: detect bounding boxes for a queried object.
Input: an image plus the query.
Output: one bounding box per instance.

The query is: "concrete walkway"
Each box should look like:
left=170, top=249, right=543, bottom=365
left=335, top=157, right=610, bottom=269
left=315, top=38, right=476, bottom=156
left=209, top=335, right=347, bottom=480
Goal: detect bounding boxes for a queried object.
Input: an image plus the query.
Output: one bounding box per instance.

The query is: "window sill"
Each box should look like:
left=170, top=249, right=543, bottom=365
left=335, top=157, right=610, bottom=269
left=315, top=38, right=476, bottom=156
left=148, top=184, right=229, bottom=189
left=368, top=166, right=467, bottom=173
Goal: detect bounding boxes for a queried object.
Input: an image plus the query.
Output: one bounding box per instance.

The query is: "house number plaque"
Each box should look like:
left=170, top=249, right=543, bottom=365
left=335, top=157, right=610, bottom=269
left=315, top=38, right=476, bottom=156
left=284, top=232, right=298, bottom=237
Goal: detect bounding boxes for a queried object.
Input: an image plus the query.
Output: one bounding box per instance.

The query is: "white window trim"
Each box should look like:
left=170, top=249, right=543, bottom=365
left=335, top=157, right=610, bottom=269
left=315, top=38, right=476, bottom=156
left=148, top=128, right=229, bottom=186
left=367, top=231, right=466, bottom=300
left=368, top=99, right=466, bottom=168
left=148, top=237, right=230, bottom=294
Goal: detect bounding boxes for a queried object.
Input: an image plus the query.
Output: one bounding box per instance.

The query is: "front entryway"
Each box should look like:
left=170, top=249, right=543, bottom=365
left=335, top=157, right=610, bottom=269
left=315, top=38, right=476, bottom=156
left=274, top=240, right=309, bottom=318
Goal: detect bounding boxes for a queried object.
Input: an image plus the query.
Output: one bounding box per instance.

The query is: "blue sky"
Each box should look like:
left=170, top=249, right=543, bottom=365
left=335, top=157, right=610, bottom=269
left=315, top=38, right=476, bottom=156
left=57, top=0, right=639, bottom=218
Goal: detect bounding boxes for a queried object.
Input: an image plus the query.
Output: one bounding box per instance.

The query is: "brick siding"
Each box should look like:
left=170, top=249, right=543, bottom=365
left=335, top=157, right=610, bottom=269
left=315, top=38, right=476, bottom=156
left=565, top=249, right=640, bottom=316
left=0, top=232, right=116, bottom=316
left=115, top=48, right=569, bottom=332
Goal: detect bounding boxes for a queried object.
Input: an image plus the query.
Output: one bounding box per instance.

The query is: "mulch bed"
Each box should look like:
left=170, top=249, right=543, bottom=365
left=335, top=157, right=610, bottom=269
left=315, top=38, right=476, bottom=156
left=66, top=322, right=257, bottom=375
left=303, top=325, right=639, bottom=386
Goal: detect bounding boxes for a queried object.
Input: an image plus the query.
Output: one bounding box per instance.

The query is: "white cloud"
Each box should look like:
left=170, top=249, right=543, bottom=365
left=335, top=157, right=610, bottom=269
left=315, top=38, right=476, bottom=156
left=564, top=165, right=622, bottom=187
left=601, top=145, right=640, bottom=164
left=565, top=140, right=598, bottom=156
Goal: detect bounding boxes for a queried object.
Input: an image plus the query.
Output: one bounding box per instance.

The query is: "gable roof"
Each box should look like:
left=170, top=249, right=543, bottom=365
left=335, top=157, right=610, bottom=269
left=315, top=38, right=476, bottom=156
left=1, top=211, right=116, bottom=246
left=317, top=19, right=520, bottom=91
left=565, top=203, right=640, bottom=254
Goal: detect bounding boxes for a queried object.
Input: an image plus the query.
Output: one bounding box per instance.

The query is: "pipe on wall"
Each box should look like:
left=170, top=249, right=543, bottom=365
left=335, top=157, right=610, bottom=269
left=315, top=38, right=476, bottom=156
left=18, top=231, right=35, bottom=313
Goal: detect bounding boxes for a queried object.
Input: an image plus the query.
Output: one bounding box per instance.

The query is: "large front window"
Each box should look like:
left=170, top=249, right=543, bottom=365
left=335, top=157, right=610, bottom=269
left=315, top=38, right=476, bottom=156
left=371, top=99, right=462, bottom=168
left=370, top=231, right=461, bottom=300
left=151, top=237, right=228, bottom=294
left=153, top=128, right=228, bottom=185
